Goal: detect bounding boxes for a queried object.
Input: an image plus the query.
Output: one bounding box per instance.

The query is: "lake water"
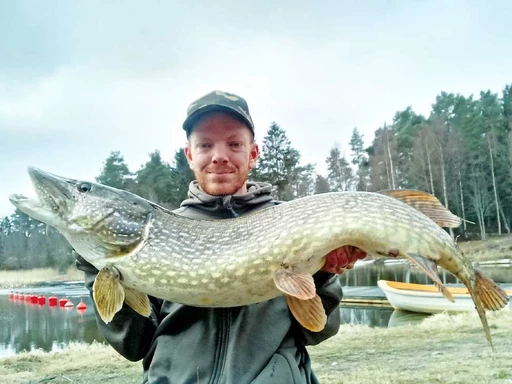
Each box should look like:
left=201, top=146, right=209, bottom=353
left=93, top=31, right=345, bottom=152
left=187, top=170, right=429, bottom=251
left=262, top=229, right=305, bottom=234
left=0, top=262, right=510, bottom=358
left=0, top=282, right=102, bottom=359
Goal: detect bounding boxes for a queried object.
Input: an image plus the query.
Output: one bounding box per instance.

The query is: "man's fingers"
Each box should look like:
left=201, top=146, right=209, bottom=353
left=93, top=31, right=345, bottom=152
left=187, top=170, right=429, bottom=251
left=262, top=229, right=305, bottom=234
left=321, top=245, right=367, bottom=274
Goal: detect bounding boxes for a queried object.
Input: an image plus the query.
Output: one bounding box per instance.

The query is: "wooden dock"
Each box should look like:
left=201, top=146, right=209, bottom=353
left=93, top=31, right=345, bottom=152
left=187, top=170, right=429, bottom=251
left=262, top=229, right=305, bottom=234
left=341, top=286, right=392, bottom=308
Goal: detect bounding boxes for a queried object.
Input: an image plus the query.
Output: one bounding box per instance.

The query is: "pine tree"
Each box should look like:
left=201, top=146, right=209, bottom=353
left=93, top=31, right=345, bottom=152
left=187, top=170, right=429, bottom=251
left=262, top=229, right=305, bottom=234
left=168, top=148, right=195, bottom=207
left=314, top=175, right=330, bottom=194
left=349, top=128, right=369, bottom=191
left=135, top=151, right=175, bottom=207
left=254, top=122, right=301, bottom=200
left=96, top=151, right=133, bottom=190
left=326, top=144, right=353, bottom=191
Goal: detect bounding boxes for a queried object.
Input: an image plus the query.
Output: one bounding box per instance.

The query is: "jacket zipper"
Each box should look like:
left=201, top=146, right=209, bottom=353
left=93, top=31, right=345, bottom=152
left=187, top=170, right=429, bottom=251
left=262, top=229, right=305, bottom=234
left=209, top=308, right=230, bottom=384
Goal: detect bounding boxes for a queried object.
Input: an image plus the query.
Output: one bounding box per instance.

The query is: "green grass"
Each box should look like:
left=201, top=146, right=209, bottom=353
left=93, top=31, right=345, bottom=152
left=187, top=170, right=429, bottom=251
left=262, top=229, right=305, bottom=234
left=0, top=309, right=510, bottom=384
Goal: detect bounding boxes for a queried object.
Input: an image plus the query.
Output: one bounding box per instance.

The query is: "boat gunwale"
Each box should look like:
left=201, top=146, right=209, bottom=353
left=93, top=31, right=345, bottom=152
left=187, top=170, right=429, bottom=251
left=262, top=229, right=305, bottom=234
left=378, top=280, right=512, bottom=297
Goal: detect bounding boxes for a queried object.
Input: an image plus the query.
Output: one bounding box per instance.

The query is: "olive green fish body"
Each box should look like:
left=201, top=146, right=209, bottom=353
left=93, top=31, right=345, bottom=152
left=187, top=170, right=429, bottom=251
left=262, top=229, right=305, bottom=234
left=9, top=168, right=509, bottom=346
left=84, top=192, right=457, bottom=307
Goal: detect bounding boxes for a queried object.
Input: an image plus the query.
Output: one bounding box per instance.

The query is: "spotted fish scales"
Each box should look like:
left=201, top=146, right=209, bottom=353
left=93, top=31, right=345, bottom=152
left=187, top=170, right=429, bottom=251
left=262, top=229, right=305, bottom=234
left=9, top=167, right=509, bottom=348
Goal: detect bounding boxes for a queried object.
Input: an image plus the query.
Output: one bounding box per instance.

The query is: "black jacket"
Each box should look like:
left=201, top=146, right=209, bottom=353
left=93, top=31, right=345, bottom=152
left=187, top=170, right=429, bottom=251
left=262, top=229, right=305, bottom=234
left=76, top=181, right=343, bottom=384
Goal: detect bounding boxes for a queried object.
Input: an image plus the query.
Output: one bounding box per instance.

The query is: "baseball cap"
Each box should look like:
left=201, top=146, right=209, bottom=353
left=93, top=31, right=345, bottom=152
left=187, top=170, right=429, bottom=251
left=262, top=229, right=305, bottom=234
left=183, top=90, right=255, bottom=136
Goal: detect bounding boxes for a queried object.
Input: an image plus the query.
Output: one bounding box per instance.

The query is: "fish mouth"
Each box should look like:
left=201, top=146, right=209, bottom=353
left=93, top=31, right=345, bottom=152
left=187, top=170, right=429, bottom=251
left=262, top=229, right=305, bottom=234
left=9, top=167, right=76, bottom=226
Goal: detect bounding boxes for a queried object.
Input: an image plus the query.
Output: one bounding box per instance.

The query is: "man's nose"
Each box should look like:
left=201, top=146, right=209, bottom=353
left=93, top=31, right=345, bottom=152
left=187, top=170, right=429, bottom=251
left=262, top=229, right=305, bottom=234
left=211, top=147, right=229, bottom=164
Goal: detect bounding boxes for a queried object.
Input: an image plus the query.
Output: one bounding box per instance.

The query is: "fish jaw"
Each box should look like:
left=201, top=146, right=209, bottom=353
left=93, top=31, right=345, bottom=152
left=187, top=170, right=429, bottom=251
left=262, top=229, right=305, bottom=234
left=9, top=167, right=76, bottom=230
left=10, top=167, right=156, bottom=264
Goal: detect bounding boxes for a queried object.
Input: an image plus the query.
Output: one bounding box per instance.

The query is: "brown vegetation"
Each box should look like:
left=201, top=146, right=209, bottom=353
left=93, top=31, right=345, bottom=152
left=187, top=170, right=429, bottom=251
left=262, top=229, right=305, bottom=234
left=0, top=309, right=510, bottom=383
left=0, top=267, right=84, bottom=289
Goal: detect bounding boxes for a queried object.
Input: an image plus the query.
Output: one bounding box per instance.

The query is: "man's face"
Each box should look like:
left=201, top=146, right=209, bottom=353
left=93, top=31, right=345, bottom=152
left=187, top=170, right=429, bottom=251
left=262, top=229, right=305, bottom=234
left=184, top=112, right=259, bottom=196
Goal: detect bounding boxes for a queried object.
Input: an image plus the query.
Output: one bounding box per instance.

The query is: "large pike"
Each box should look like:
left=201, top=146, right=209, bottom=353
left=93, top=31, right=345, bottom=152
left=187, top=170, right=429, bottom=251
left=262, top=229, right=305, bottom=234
left=10, top=168, right=509, bottom=347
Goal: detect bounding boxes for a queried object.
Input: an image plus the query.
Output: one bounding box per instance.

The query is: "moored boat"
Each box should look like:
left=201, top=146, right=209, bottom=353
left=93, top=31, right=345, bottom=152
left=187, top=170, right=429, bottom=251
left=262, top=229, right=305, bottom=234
left=378, top=280, right=512, bottom=314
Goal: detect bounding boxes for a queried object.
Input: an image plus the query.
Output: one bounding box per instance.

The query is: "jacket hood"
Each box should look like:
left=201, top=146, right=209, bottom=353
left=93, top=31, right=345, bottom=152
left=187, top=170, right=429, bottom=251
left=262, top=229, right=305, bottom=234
left=180, top=180, right=275, bottom=217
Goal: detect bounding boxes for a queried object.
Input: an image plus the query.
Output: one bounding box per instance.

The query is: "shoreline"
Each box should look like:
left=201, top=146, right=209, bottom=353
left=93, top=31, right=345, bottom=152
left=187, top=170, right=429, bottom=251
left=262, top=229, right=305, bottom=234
left=0, top=309, right=510, bottom=383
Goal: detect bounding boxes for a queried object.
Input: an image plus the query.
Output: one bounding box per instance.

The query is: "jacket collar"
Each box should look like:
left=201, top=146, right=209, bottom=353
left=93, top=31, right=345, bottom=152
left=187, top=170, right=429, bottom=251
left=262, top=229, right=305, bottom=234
left=180, top=180, right=274, bottom=217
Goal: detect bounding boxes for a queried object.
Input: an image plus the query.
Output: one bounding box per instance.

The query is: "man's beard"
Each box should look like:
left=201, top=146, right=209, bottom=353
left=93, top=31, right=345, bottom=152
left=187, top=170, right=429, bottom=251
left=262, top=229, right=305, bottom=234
left=194, top=170, right=247, bottom=196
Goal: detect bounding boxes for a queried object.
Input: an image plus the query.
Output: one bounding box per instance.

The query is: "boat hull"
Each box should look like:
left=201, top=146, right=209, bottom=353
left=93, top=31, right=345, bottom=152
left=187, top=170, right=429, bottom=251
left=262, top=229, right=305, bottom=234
left=378, top=280, right=512, bottom=314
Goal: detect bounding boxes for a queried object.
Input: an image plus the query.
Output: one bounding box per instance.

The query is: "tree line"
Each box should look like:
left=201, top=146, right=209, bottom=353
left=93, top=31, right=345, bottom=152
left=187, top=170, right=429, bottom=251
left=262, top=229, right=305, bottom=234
left=1, top=84, right=511, bottom=270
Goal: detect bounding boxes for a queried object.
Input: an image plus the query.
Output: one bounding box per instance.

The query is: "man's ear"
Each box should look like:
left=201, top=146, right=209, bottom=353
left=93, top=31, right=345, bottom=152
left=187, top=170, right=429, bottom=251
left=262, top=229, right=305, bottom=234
left=184, top=146, right=194, bottom=170
left=248, top=143, right=259, bottom=169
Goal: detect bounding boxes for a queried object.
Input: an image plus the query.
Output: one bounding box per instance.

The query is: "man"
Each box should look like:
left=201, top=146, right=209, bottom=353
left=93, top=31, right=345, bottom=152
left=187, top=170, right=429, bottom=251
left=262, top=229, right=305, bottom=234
left=76, top=90, right=365, bottom=383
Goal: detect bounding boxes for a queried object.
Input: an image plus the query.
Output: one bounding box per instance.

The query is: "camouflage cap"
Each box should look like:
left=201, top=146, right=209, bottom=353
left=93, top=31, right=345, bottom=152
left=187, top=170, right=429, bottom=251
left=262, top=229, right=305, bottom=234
left=183, top=90, right=255, bottom=136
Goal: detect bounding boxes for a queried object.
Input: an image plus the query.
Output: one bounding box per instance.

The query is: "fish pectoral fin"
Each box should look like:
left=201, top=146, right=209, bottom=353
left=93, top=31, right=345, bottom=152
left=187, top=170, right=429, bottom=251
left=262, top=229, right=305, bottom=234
left=286, top=294, right=327, bottom=332
left=273, top=269, right=316, bottom=300
left=123, top=285, right=151, bottom=317
left=378, top=189, right=461, bottom=228
left=93, top=265, right=125, bottom=323
left=405, top=253, right=454, bottom=302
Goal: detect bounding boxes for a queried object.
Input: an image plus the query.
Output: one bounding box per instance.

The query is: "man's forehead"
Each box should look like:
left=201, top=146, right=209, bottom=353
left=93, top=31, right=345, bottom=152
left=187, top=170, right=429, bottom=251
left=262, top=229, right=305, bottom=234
left=188, top=113, right=254, bottom=140
left=190, top=129, right=250, bottom=141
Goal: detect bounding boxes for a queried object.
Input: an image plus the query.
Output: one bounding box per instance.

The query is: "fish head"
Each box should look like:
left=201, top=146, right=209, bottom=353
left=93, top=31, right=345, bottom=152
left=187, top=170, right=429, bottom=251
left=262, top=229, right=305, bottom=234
left=10, top=167, right=155, bottom=259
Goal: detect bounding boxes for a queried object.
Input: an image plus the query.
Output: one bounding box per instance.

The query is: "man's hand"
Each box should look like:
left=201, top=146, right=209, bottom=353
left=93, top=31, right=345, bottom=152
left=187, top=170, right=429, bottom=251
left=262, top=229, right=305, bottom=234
left=321, top=245, right=367, bottom=274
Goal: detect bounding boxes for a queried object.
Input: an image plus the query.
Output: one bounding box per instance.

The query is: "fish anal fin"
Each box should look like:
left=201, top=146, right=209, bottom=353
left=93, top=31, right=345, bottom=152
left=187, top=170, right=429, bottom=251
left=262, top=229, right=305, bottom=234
left=286, top=294, right=327, bottom=332
left=273, top=270, right=316, bottom=300
left=123, top=285, right=151, bottom=317
left=93, top=265, right=125, bottom=323
left=378, top=189, right=461, bottom=228
left=405, top=252, right=454, bottom=302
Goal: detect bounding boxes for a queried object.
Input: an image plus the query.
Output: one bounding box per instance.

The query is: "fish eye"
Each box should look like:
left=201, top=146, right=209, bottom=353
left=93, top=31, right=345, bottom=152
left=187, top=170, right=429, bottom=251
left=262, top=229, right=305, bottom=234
left=77, top=182, right=92, bottom=193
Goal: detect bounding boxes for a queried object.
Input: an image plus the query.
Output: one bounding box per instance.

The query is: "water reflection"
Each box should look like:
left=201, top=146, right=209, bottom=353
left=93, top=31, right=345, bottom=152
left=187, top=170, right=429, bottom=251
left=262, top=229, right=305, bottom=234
left=0, top=291, right=104, bottom=359
left=340, top=306, right=394, bottom=327
left=0, top=262, right=509, bottom=358
left=387, top=310, right=430, bottom=327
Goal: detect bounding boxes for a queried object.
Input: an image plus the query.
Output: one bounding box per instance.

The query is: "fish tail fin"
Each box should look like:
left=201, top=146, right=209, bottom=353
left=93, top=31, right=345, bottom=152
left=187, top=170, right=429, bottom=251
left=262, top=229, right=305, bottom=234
left=474, top=269, right=509, bottom=311
left=469, top=289, right=494, bottom=350
left=466, top=283, right=494, bottom=350
left=462, top=270, right=509, bottom=350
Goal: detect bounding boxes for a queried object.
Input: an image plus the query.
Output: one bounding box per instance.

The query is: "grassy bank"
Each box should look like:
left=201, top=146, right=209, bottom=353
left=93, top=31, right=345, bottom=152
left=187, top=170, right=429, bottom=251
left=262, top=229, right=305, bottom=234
left=0, top=267, right=84, bottom=289
left=0, top=309, right=510, bottom=383
left=459, top=234, right=512, bottom=263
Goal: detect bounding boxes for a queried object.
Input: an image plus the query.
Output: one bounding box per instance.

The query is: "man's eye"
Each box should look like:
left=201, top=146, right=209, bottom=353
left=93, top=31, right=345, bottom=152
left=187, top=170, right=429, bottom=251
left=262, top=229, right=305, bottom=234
left=230, top=142, right=242, bottom=148
left=198, top=143, right=211, bottom=149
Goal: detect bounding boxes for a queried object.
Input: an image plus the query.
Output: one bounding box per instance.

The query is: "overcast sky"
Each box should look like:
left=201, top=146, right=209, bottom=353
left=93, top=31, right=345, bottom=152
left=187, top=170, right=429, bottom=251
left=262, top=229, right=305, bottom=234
left=1, top=0, right=511, bottom=217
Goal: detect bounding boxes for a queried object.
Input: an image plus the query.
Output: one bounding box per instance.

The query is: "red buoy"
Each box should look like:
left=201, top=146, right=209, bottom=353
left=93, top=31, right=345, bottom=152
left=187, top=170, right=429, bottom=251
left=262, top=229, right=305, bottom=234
left=59, top=297, right=68, bottom=307
left=13, top=293, right=19, bottom=300
left=48, top=296, right=58, bottom=306
left=30, top=295, right=38, bottom=304
left=24, top=294, right=31, bottom=302
left=38, top=296, right=46, bottom=305
left=9, top=292, right=14, bottom=300
left=64, top=300, right=74, bottom=308
left=76, top=300, right=87, bottom=311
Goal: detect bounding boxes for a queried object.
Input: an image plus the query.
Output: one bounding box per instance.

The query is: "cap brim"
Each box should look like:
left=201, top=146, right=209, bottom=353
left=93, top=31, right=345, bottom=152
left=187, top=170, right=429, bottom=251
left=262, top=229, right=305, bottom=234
left=183, top=105, right=254, bottom=136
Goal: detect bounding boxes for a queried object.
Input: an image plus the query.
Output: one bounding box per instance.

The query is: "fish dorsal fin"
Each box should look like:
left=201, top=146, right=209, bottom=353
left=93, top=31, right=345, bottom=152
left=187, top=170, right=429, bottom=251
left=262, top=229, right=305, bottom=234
left=378, top=189, right=462, bottom=228
left=404, top=252, right=454, bottom=302
left=286, top=294, right=327, bottom=332
left=93, top=265, right=125, bottom=323
left=273, top=270, right=316, bottom=300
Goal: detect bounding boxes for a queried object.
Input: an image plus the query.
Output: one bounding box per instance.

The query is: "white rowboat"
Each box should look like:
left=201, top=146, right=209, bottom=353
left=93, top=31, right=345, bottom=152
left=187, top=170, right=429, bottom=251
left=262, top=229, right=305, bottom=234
left=378, top=280, right=512, bottom=314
